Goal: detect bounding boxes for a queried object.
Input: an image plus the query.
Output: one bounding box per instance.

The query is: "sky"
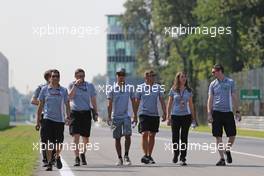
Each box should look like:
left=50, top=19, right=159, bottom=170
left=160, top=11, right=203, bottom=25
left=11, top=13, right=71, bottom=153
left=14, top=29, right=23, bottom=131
left=0, top=0, right=126, bottom=94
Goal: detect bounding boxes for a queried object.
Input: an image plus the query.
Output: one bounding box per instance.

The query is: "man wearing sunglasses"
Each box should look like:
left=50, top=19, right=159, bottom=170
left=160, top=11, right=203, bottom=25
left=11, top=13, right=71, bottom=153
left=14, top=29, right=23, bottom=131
left=36, top=69, right=71, bottom=171
left=135, top=70, right=166, bottom=164
left=107, top=68, right=137, bottom=166
left=207, top=64, right=241, bottom=166
left=68, top=68, right=98, bottom=166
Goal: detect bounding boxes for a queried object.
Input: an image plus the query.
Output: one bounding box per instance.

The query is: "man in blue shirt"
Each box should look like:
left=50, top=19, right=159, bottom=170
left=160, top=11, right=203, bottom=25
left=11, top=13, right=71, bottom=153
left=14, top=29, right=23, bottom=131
left=31, top=70, right=52, bottom=167
left=207, top=64, right=241, bottom=166
left=68, top=68, right=98, bottom=166
left=135, top=70, right=166, bottom=164
left=36, top=69, right=71, bottom=171
left=107, top=68, right=137, bottom=166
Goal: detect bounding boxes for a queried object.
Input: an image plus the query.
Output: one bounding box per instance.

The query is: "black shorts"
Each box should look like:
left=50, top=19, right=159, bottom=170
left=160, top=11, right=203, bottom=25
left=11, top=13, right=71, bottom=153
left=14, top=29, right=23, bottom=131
left=138, top=115, right=160, bottom=133
left=212, top=111, right=237, bottom=137
left=42, top=119, right=64, bottom=144
left=69, top=110, right=92, bottom=137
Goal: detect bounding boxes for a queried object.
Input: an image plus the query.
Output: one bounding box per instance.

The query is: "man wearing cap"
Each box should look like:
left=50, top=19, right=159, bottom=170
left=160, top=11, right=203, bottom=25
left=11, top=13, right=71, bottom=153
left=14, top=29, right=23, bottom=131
left=207, top=64, right=241, bottom=166
left=107, top=68, right=137, bottom=166
left=135, top=70, right=166, bottom=164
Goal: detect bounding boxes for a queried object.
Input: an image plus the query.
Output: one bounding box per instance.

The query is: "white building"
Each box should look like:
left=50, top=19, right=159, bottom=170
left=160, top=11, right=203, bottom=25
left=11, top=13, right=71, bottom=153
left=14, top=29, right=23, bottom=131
left=0, top=52, right=9, bottom=129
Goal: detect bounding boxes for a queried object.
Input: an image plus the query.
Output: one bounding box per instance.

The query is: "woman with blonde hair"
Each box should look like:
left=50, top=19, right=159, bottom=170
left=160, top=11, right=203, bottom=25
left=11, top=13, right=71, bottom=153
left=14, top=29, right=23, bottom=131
left=166, top=71, right=196, bottom=166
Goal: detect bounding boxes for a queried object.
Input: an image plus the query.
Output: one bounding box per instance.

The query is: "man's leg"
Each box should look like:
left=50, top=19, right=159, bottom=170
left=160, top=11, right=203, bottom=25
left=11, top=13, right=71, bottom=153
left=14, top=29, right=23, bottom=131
left=124, top=135, right=131, bottom=156
left=227, top=136, right=235, bottom=150
left=73, top=134, right=80, bottom=157
left=55, top=143, right=63, bottom=159
left=45, top=141, right=54, bottom=171
left=148, top=132, right=156, bottom=156
left=80, top=136, right=89, bottom=165
left=142, top=132, right=149, bottom=156
left=115, top=138, right=122, bottom=158
left=46, top=141, right=53, bottom=163
left=216, top=137, right=224, bottom=159
left=82, top=136, right=89, bottom=154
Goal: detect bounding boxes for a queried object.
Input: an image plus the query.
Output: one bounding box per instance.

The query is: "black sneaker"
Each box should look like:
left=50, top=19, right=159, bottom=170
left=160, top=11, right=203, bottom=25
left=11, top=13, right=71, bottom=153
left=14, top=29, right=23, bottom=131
left=56, top=156, right=63, bottom=169
left=172, top=155, right=178, bottom=163
left=225, top=150, right=232, bottom=163
left=46, top=162, right=52, bottom=171
left=42, top=159, right=49, bottom=167
left=124, top=155, right=132, bottom=166
left=216, top=159, right=226, bottom=166
left=42, top=161, right=49, bottom=167
left=180, top=161, right=187, bottom=166
left=74, top=156, right=80, bottom=166
left=147, top=156, right=155, bottom=164
left=80, top=153, right=87, bottom=165
left=141, top=155, right=150, bottom=164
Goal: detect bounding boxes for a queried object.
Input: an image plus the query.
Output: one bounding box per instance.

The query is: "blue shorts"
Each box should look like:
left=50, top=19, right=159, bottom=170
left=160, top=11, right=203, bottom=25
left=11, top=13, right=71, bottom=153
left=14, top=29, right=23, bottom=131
left=112, top=117, right=132, bottom=139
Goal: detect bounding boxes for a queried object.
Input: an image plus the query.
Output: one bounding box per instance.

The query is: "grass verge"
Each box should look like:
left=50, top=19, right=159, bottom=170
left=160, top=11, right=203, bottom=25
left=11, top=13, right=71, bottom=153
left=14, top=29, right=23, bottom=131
left=0, top=125, right=39, bottom=176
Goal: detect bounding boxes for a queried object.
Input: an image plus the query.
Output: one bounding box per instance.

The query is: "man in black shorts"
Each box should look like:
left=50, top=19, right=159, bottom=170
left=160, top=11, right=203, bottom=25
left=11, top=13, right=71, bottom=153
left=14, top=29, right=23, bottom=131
left=36, top=69, right=71, bottom=171
left=207, top=64, right=241, bottom=166
left=135, top=70, right=166, bottom=164
left=68, top=69, right=98, bottom=166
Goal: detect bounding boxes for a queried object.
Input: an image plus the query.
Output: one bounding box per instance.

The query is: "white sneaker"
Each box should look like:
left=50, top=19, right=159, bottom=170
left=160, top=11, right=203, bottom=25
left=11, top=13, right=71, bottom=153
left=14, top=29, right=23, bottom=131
left=116, top=158, right=123, bottom=166
left=124, top=156, right=132, bottom=166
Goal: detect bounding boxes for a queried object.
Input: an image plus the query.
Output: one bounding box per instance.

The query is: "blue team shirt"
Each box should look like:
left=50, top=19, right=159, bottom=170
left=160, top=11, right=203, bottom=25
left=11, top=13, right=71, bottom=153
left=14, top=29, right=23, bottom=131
left=68, top=81, right=96, bottom=111
left=38, top=85, right=68, bottom=123
left=107, top=84, right=135, bottom=119
left=208, top=77, right=235, bottom=112
left=135, top=83, right=164, bottom=116
left=168, top=88, right=193, bottom=116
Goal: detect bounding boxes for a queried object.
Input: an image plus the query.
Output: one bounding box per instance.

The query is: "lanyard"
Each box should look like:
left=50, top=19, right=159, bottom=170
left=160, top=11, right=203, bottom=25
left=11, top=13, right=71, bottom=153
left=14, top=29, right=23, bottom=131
left=179, top=88, right=186, bottom=100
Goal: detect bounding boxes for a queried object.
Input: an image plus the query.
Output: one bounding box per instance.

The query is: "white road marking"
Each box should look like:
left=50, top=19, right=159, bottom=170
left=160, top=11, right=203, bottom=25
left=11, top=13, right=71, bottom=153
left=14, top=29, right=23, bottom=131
left=59, top=157, right=75, bottom=176
left=231, top=151, right=264, bottom=159
left=55, top=127, right=263, bottom=176
left=132, top=131, right=264, bottom=160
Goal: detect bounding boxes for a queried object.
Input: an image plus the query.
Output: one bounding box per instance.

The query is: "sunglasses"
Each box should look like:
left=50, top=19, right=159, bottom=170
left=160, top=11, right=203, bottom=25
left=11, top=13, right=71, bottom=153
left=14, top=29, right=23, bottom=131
left=51, top=75, right=60, bottom=78
left=117, top=73, right=125, bottom=77
left=211, top=69, right=220, bottom=74
left=76, top=75, right=85, bottom=78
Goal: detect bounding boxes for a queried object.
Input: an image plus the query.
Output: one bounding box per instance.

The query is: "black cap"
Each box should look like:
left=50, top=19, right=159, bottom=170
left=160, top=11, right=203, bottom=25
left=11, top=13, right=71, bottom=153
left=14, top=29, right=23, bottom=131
left=116, top=68, right=126, bottom=76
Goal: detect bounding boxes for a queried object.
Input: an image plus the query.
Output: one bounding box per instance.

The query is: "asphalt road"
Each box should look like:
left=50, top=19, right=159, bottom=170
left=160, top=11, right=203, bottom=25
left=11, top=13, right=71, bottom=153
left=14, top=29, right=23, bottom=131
left=35, top=124, right=264, bottom=176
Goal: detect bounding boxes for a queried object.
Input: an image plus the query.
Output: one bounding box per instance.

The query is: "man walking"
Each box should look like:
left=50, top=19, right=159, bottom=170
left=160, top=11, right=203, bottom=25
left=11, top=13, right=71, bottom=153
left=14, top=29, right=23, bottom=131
left=36, top=69, right=71, bottom=171
left=68, top=68, right=98, bottom=166
left=135, top=70, right=166, bottom=164
left=207, top=64, right=241, bottom=166
left=107, top=68, right=137, bottom=166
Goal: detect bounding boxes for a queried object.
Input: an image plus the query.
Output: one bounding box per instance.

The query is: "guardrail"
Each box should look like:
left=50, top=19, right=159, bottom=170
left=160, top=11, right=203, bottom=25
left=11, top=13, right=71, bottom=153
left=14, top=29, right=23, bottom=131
left=237, top=116, right=264, bottom=130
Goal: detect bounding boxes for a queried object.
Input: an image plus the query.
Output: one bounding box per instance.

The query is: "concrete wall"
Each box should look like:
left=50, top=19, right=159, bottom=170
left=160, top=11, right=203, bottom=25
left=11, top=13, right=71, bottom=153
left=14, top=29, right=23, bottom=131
left=0, top=52, right=9, bottom=129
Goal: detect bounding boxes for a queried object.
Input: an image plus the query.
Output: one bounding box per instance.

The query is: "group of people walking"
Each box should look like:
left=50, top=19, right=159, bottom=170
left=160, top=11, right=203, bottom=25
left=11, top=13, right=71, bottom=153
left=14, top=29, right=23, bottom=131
left=31, top=64, right=241, bottom=171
